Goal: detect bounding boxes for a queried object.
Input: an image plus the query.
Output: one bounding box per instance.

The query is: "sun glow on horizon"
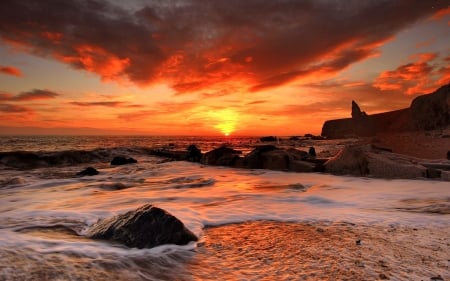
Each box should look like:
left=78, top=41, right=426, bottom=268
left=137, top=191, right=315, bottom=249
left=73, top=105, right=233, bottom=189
left=208, top=108, right=239, bottom=136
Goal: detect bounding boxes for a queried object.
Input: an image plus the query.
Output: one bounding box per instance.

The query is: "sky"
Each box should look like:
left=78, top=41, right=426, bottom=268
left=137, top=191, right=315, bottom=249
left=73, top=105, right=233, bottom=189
left=0, top=0, right=449, bottom=136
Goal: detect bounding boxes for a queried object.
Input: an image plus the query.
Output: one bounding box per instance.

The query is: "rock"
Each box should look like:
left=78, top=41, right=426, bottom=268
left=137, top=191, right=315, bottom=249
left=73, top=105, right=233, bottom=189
left=410, top=84, right=449, bottom=130
left=426, top=168, right=441, bottom=179
left=245, top=146, right=314, bottom=172
left=260, top=136, right=277, bottom=142
left=447, top=151, right=450, bottom=160
left=110, top=156, right=137, bottom=165
left=324, top=144, right=427, bottom=179
left=186, top=145, right=202, bottom=162
left=308, top=147, right=316, bottom=158
left=321, top=84, right=450, bottom=138
left=246, top=145, right=279, bottom=169
left=150, top=149, right=188, bottom=160
left=289, top=136, right=300, bottom=140
left=200, top=146, right=242, bottom=166
left=87, top=204, right=198, bottom=249
left=76, top=167, right=99, bottom=176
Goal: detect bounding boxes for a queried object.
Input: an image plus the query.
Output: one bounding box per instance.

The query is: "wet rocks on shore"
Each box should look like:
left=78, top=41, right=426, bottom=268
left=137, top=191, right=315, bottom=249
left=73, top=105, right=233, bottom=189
left=87, top=204, right=197, bottom=249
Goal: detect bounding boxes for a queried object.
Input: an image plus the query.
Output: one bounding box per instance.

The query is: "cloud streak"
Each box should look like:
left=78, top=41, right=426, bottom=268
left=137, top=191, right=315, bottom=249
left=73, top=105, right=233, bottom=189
left=0, top=89, right=60, bottom=101
left=373, top=53, right=449, bottom=95
left=0, top=0, right=447, bottom=93
left=0, top=65, right=22, bottom=77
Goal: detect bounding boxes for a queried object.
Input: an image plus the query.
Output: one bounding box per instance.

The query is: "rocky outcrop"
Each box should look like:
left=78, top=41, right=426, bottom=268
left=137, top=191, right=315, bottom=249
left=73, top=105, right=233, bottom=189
left=87, top=204, right=197, bottom=249
left=410, top=85, right=450, bottom=130
left=186, top=145, right=202, bottom=162
left=76, top=167, right=99, bottom=176
left=260, top=136, right=277, bottom=142
left=323, top=144, right=450, bottom=179
left=321, top=84, right=450, bottom=138
left=110, top=156, right=137, bottom=165
left=245, top=145, right=316, bottom=172
left=200, top=146, right=242, bottom=166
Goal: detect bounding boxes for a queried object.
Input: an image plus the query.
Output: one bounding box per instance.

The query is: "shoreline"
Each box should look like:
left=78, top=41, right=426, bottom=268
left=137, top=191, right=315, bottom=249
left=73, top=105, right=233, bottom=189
left=191, top=220, right=450, bottom=280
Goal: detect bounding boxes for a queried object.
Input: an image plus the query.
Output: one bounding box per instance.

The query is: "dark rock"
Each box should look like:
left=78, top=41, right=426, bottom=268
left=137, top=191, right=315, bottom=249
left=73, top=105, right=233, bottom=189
left=76, top=167, right=99, bottom=176
left=410, top=85, right=449, bottom=130
left=87, top=204, right=197, bottom=249
left=426, top=168, right=442, bottom=179
left=352, top=100, right=375, bottom=137
left=111, top=156, right=137, bottom=165
left=201, top=146, right=242, bottom=166
left=321, top=84, right=450, bottom=138
left=246, top=145, right=279, bottom=169
left=447, top=151, right=450, bottom=160
left=289, top=136, right=300, bottom=140
left=371, top=145, right=393, bottom=153
left=324, top=144, right=427, bottom=178
left=150, top=149, right=188, bottom=160
left=308, top=147, right=316, bottom=158
left=304, top=134, right=314, bottom=138
left=260, top=136, right=277, bottom=142
left=187, top=145, right=202, bottom=162
left=430, top=275, right=444, bottom=281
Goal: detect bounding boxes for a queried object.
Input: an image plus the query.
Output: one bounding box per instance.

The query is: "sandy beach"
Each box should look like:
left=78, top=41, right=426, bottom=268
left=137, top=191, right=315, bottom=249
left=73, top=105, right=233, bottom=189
left=191, top=221, right=450, bottom=280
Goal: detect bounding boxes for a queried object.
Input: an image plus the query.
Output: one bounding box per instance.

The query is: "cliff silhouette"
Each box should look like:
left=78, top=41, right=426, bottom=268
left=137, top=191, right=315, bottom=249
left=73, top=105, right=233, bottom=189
left=321, top=84, right=450, bottom=138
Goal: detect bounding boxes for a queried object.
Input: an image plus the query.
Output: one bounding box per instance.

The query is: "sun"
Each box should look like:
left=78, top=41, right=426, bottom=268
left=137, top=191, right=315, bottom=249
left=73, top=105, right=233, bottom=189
left=208, top=108, right=238, bottom=136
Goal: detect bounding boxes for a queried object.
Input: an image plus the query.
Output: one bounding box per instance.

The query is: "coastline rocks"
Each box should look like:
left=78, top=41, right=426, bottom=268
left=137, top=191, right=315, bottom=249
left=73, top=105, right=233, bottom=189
left=324, top=144, right=428, bottom=179
left=410, top=84, right=449, bottom=130
left=321, top=84, right=450, bottom=138
left=111, top=156, right=137, bottom=165
left=76, top=167, right=99, bottom=176
left=87, top=204, right=198, bottom=249
left=245, top=146, right=313, bottom=172
left=200, top=146, right=242, bottom=166
left=187, top=145, right=202, bottom=162
left=260, top=136, right=277, bottom=142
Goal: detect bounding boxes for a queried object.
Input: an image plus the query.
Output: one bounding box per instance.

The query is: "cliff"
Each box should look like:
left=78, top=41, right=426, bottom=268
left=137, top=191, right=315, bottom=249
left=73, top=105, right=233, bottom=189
left=321, top=84, right=450, bottom=138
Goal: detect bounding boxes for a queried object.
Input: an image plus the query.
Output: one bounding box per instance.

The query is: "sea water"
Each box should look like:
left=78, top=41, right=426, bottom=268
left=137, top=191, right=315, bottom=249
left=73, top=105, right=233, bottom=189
left=0, top=136, right=448, bottom=280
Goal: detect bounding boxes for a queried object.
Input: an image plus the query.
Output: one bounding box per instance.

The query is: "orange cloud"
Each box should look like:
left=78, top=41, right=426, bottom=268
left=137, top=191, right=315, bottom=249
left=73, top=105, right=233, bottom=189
left=0, top=65, right=22, bottom=77
left=373, top=53, right=447, bottom=95
left=0, top=0, right=446, bottom=94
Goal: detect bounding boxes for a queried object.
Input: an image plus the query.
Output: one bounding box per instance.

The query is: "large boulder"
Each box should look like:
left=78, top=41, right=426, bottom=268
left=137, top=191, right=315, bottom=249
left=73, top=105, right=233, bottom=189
left=186, top=145, right=202, bottom=162
left=87, top=204, right=197, bottom=249
left=76, top=167, right=99, bottom=176
left=260, top=136, right=277, bottom=142
left=200, top=146, right=242, bottom=166
left=324, top=144, right=428, bottom=179
left=245, top=146, right=313, bottom=172
left=111, top=156, right=137, bottom=165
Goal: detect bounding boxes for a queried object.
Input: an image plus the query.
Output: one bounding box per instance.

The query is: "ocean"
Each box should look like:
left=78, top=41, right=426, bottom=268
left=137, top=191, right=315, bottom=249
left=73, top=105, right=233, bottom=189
left=0, top=136, right=449, bottom=280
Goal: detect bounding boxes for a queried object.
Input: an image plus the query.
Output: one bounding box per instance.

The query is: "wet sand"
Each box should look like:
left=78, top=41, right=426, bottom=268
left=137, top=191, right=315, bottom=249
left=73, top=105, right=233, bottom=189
left=1, top=221, right=449, bottom=280
left=191, top=221, right=450, bottom=280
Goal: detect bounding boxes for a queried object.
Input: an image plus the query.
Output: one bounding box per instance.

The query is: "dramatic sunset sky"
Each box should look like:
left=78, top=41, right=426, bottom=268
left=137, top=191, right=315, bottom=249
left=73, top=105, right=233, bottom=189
left=0, top=0, right=449, bottom=136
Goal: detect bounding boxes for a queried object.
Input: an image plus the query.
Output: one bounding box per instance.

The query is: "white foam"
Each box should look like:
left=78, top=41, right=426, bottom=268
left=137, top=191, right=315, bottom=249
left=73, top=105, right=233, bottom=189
left=0, top=158, right=449, bottom=255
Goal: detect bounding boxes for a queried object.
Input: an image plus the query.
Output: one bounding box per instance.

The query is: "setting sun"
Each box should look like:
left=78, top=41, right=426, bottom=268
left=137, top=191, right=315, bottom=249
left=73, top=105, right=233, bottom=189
left=208, top=109, right=239, bottom=136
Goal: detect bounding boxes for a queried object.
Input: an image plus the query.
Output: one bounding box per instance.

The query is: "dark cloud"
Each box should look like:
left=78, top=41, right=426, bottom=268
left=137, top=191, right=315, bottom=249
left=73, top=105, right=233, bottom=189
left=0, top=89, right=59, bottom=101
left=69, top=101, right=142, bottom=108
left=14, top=89, right=59, bottom=101
left=0, top=103, right=32, bottom=113
left=0, top=65, right=22, bottom=77
left=0, top=0, right=447, bottom=93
